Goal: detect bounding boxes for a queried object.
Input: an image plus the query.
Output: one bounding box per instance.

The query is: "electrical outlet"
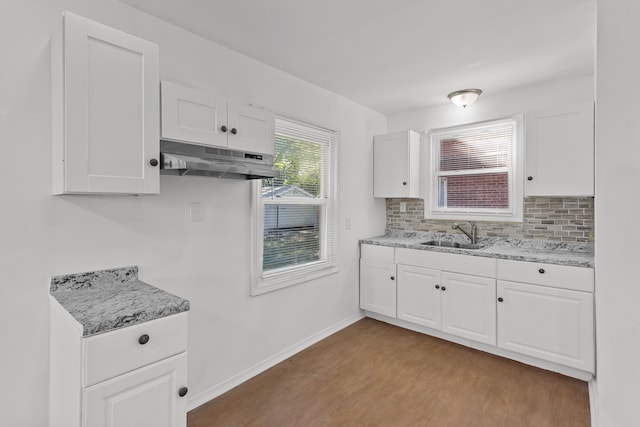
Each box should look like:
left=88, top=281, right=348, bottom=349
left=189, top=202, right=205, bottom=222
left=400, top=202, right=407, bottom=213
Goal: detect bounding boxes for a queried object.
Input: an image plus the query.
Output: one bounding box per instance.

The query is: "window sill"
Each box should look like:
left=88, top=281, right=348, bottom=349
left=251, top=262, right=339, bottom=296
left=426, top=211, right=523, bottom=223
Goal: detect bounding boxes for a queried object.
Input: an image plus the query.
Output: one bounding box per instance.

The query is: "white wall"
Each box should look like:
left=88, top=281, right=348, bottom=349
left=0, top=1, right=387, bottom=425
left=388, top=75, right=594, bottom=133
left=594, top=1, right=640, bottom=425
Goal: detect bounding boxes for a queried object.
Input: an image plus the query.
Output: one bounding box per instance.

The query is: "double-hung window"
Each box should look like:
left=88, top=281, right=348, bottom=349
left=426, top=116, right=523, bottom=222
left=252, top=116, right=337, bottom=295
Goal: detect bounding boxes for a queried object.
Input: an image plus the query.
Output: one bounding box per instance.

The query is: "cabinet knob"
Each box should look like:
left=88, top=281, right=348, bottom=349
left=498, top=297, right=504, bottom=302
left=441, top=286, right=446, bottom=291
left=221, top=125, right=228, bottom=132
left=402, top=181, right=407, bottom=186
left=149, top=158, right=159, bottom=167
left=538, top=268, right=545, bottom=274
left=527, top=176, right=533, bottom=181
left=435, top=284, right=440, bottom=289
left=138, top=334, right=150, bottom=345
left=178, top=387, right=188, bottom=397
left=390, top=276, right=395, bottom=281
left=231, top=128, right=238, bottom=135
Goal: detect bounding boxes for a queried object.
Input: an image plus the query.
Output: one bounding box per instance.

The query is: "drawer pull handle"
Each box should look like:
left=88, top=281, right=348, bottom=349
left=138, top=334, right=150, bottom=345
left=538, top=268, right=545, bottom=274
left=178, top=387, right=188, bottom=397
left=220, top=125, right=228, bottom=132
left=441, top=286, right=446, bottom=291
left=498, top=297, right=504, bottom=302
left=390, top=276, right=395, bottom=281
left=435, top=284, right=440, bottom=289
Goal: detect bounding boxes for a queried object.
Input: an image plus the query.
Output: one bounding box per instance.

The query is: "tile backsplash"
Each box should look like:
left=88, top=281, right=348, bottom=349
left=386, top=197, right=594, bottom=242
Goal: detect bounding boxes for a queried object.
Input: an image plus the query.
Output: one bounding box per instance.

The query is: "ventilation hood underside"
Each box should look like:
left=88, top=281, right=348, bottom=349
left=160, top=140, right=278, bottom=180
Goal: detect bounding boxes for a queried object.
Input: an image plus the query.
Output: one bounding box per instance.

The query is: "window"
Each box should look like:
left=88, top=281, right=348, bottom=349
left=252, top=116, right=337, bottom=295
left=426, top=116, right=523, bottom=222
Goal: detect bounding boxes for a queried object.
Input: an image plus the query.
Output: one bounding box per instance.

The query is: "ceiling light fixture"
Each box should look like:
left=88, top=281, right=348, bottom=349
left=447, top=89, right=483, bottom=108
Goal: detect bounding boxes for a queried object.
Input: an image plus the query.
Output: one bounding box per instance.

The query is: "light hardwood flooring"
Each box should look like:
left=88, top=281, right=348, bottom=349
left=188, top=318, right=590, bottom=427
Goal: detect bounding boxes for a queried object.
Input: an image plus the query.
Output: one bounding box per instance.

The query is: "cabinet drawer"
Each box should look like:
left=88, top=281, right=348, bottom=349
left=395, top=248, right=496, bottom=278
left=361, top=244, right=394, bottom=263
left=83, top=312, right=188, bottom=387
left=497, top=259, right=593, bottom=292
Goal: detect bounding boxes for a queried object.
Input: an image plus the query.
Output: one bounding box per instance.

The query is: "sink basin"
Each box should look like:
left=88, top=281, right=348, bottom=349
left=420, top=240, right=485, bottom=250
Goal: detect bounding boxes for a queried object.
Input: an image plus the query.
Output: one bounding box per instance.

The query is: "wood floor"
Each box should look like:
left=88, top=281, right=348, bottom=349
left=188, top=318, right=590, bottom=427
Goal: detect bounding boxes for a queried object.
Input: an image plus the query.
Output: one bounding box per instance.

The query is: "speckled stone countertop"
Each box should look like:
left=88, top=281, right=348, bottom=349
left=360, top=230, right=594, bottom=268
left=50, top=266, right=190, bottom=337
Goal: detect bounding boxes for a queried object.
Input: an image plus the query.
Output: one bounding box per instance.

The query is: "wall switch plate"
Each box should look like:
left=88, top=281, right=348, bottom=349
left=400, top=202, right=407, bottom=213
left=189, top=202, right=205, bottom=222
left=346, top=217, right=351, bottom=230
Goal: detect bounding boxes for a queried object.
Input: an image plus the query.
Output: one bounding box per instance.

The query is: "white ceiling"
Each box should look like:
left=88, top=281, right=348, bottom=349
left=119, top=0, right=596, bottom=115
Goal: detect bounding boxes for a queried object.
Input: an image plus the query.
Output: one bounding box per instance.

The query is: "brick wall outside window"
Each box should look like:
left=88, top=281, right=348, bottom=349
left=386, top=196, right=594, bottom=242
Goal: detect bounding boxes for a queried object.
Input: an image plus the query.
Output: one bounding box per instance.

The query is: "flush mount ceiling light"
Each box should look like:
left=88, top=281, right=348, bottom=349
left=447, top=89, right=483, bottom=108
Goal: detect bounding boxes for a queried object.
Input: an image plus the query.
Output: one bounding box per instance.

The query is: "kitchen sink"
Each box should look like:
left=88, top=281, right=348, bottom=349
left=420, top=240, right=485, bottom=250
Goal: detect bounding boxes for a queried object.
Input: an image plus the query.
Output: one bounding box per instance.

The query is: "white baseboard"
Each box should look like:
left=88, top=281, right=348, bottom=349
left=187, top=312, right=365, bottom=411
left=589, top=378, right=598, bottom=427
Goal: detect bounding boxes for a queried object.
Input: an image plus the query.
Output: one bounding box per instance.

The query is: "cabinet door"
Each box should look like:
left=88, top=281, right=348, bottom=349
left=227, top=103, right=275, bottom=155
left=83, top=353, right=187, bottom=427
left=441, top=272, right=496, bottom=345
left=397, top=265, right=441, bottom=329
left=161, top=81, right=228, bottom=148
left=360, top=259, right=397, bottom=317
left=497, top=280, right=594, bottom=372
left=61, top=12, right=159, bottom=194
left=373, top=131, right=420, bottom=198
left=525, top=101, right=594, bottom=196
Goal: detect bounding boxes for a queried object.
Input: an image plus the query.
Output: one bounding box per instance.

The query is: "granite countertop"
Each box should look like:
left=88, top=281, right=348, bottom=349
left=360, top=230, right=594, bottom=268
left=50, top=266, right=190, bottom=337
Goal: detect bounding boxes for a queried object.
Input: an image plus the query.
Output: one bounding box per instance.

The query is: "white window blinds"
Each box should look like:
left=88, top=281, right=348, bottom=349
left=254, top=116, right=337, bottom=294
left=427, top=116, right=523, bottom=221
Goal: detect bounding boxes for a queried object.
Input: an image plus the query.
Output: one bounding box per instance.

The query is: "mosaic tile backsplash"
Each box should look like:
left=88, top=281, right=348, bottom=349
left=386, top=197, right=594, bottom=242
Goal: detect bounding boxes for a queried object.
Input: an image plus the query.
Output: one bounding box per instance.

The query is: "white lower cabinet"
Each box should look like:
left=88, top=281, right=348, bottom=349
left=84, top=353, right=187, bottom=427
left=50, top=301, right=189, bottom=427
left=441, top=272, right=496, bottom=345
left=397, top=265, right=441, bottom=329
left=496, top=259, right=595, bottom=373
left=396, top=265, right=496, bottom=345
left=360, top=244, right=595, bottom=377
left=360, top=258, right=397, bottom=318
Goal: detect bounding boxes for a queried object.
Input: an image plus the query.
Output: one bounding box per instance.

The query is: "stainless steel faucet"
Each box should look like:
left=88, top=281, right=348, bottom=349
left=452, top=222, right=477, bottom=244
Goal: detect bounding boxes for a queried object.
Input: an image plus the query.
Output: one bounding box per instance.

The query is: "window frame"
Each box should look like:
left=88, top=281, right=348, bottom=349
left=251, top=116, right=338, bottom=296
left=424, top=115, right=524, bottom=222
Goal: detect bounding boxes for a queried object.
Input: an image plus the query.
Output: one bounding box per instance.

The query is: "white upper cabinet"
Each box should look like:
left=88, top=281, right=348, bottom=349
left=525, top=101, right=594, bottom=196
left=160, top=81, right=227, bottom=148
left=227, top=102, right=275, bottom=154
left=161, top=81, right=275, bottom=155
left=373, top=130, right=421, bottom=198
left=52, top=12, right=160, bottom=195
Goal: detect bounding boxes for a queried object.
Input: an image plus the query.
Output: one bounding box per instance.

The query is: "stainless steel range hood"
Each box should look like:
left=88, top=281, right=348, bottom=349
left=160, top=140, right=279, bottom=180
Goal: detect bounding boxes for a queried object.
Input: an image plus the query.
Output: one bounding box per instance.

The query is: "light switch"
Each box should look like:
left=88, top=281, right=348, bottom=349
left=189, top=202, right=205, bottom=222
